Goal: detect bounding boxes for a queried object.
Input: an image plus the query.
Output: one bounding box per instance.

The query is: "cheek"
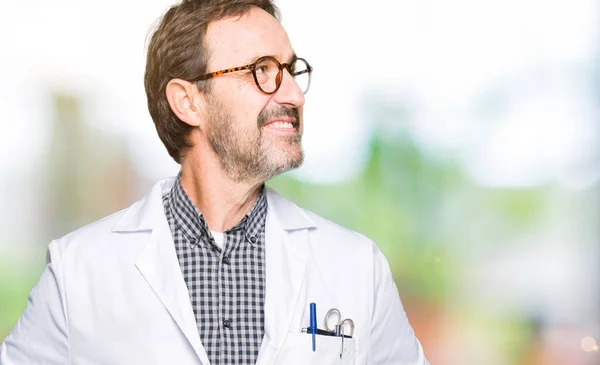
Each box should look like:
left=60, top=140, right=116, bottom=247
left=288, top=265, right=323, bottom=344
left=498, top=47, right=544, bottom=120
left=238, top=99, right=271, bottom=127
left=212, top=81, right=272, bottom=127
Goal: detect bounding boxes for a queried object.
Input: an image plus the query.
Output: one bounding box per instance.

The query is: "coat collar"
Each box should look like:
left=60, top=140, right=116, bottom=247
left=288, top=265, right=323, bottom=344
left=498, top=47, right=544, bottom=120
left=112, top=177, right=317, bottom=234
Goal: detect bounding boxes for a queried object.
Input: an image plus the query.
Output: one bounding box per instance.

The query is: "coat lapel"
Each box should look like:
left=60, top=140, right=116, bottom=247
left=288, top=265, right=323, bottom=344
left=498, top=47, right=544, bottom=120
left=256, top=188, right=316, bottom=365
left=113, top=178, right=209, bottom=365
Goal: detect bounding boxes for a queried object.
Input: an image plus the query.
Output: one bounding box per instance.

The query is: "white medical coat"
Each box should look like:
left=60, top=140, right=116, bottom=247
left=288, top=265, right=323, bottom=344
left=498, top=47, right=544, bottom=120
left=0, top=177, right=428, bottom=365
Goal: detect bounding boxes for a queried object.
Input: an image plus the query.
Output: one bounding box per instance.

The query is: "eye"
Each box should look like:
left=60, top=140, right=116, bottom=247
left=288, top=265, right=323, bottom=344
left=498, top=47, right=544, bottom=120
left=255, top=65, right=268, bottom=74
left=254, top=57, right=279, bottom=75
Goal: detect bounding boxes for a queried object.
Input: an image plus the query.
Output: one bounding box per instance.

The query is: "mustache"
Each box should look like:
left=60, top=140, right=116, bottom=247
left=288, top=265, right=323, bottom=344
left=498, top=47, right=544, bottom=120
left=257, top=106, right=300, bottom=128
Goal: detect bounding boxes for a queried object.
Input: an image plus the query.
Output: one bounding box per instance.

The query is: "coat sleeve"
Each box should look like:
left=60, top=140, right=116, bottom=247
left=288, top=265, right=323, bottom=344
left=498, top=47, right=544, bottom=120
left=0, top=241, right=70, bottom=365
left=369, top=243, right=429, bottom=364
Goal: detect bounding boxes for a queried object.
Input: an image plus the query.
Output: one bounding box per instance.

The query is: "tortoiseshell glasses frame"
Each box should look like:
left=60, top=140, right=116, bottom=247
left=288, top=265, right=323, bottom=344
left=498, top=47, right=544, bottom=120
left=190, top=56, right=313, bottom=94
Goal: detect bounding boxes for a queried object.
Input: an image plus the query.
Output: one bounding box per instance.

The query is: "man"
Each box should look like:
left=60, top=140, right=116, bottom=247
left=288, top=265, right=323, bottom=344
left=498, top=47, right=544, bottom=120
left=0, top=1, right=428, bottom=364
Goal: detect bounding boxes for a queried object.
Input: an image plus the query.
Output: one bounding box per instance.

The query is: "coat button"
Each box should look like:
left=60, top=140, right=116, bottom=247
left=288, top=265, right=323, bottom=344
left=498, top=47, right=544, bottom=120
left=223, top=319, right=231, bottom=328
left=189, top=237, right=198, bottom=246
left=223, top=256, right=231, bottom=265
left=249, top=235, right=257, bottom=244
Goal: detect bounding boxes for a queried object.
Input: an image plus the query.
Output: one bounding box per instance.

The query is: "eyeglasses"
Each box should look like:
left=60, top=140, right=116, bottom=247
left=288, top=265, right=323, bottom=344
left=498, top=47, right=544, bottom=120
left=191, top=56, right=313, bottom=94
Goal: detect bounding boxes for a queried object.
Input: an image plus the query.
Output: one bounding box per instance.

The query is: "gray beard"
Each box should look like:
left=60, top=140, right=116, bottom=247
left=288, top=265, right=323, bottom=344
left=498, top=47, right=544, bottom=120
left=206, top=99, right=303, bottom=183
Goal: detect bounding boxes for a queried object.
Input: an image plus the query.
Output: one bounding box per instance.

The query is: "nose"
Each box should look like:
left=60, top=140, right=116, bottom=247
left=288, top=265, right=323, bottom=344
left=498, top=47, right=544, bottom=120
left=272, top=68, right=305, bottom=108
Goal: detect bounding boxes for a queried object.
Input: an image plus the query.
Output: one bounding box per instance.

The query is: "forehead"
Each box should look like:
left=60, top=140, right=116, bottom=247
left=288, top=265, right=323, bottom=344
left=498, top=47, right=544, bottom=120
left=205, top=6, right=294, bottom=69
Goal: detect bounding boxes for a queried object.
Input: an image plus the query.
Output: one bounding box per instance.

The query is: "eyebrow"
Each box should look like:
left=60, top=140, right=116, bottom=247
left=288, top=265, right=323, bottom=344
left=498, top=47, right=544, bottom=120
left=243, top=53, right=298, bottom=65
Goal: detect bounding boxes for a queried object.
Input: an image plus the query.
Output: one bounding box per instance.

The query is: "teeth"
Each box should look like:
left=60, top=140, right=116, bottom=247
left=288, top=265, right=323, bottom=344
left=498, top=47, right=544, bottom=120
left=268, top=122, right=293, bottom=129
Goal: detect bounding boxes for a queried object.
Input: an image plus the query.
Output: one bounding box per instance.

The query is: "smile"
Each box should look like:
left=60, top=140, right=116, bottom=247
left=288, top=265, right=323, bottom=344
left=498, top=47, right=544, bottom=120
left=262, top=118, right=299, bottom=132
left=266, top=121, right=294, bottom=129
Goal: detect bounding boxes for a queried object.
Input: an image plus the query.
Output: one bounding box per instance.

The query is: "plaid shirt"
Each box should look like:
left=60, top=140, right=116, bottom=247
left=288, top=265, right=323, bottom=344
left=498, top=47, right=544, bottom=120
left=163, top=175, right=267, bottom=365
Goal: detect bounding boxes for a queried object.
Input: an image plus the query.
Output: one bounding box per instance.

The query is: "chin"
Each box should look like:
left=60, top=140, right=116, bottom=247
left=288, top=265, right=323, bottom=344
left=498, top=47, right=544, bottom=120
left=262, top=149, right=303, bottom=178
left=275, top=144, right=303, bottom=166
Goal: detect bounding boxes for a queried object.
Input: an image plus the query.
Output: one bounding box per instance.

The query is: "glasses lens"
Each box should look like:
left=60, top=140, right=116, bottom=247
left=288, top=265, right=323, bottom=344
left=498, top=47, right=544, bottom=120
left=291, top=58, right=311, bottom=94
left=254, top=57, right=281, bottom=94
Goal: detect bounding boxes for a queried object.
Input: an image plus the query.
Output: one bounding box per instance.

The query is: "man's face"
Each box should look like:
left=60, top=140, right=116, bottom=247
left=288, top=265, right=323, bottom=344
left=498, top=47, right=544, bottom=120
left=202, top=7, right=306, bottom=183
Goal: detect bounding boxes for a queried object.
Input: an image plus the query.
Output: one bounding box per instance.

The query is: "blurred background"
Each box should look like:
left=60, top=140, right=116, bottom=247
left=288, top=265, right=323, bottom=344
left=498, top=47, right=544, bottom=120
left=1, top=0, right=599, bottom=363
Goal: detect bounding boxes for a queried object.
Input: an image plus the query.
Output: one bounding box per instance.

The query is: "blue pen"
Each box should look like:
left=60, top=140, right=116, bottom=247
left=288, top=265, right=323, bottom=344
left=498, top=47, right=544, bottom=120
left=309, top=302, right=317, bottom=351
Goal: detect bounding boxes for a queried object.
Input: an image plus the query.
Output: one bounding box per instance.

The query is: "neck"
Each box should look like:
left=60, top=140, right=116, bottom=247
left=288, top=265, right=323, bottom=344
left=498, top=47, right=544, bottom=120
left=180, top=153, right=263, bottom=233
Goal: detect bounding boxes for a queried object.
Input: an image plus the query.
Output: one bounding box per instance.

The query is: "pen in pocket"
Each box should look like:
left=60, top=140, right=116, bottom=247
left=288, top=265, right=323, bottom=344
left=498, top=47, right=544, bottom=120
left=301, top=327, right=353, bottom=339
left=309, top=302, right=317, bottom=351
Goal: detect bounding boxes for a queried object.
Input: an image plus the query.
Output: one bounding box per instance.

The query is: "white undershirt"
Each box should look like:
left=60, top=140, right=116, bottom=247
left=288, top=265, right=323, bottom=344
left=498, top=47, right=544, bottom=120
left=210, top=230, right=225, bottom=249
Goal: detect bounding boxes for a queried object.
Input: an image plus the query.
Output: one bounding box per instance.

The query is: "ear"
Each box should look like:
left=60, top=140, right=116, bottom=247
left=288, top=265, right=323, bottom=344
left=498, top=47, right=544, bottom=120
left=165, top=78, right=205, bottom=127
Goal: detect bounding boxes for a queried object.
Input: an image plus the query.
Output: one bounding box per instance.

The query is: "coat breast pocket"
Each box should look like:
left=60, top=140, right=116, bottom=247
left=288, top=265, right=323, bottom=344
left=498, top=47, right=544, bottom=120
left=275, top=333, right=357, bottom=365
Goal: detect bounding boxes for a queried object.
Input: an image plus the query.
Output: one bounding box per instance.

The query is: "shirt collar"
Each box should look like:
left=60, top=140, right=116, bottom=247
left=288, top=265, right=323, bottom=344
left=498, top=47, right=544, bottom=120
left=166, top=173, right=267, bottom=244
